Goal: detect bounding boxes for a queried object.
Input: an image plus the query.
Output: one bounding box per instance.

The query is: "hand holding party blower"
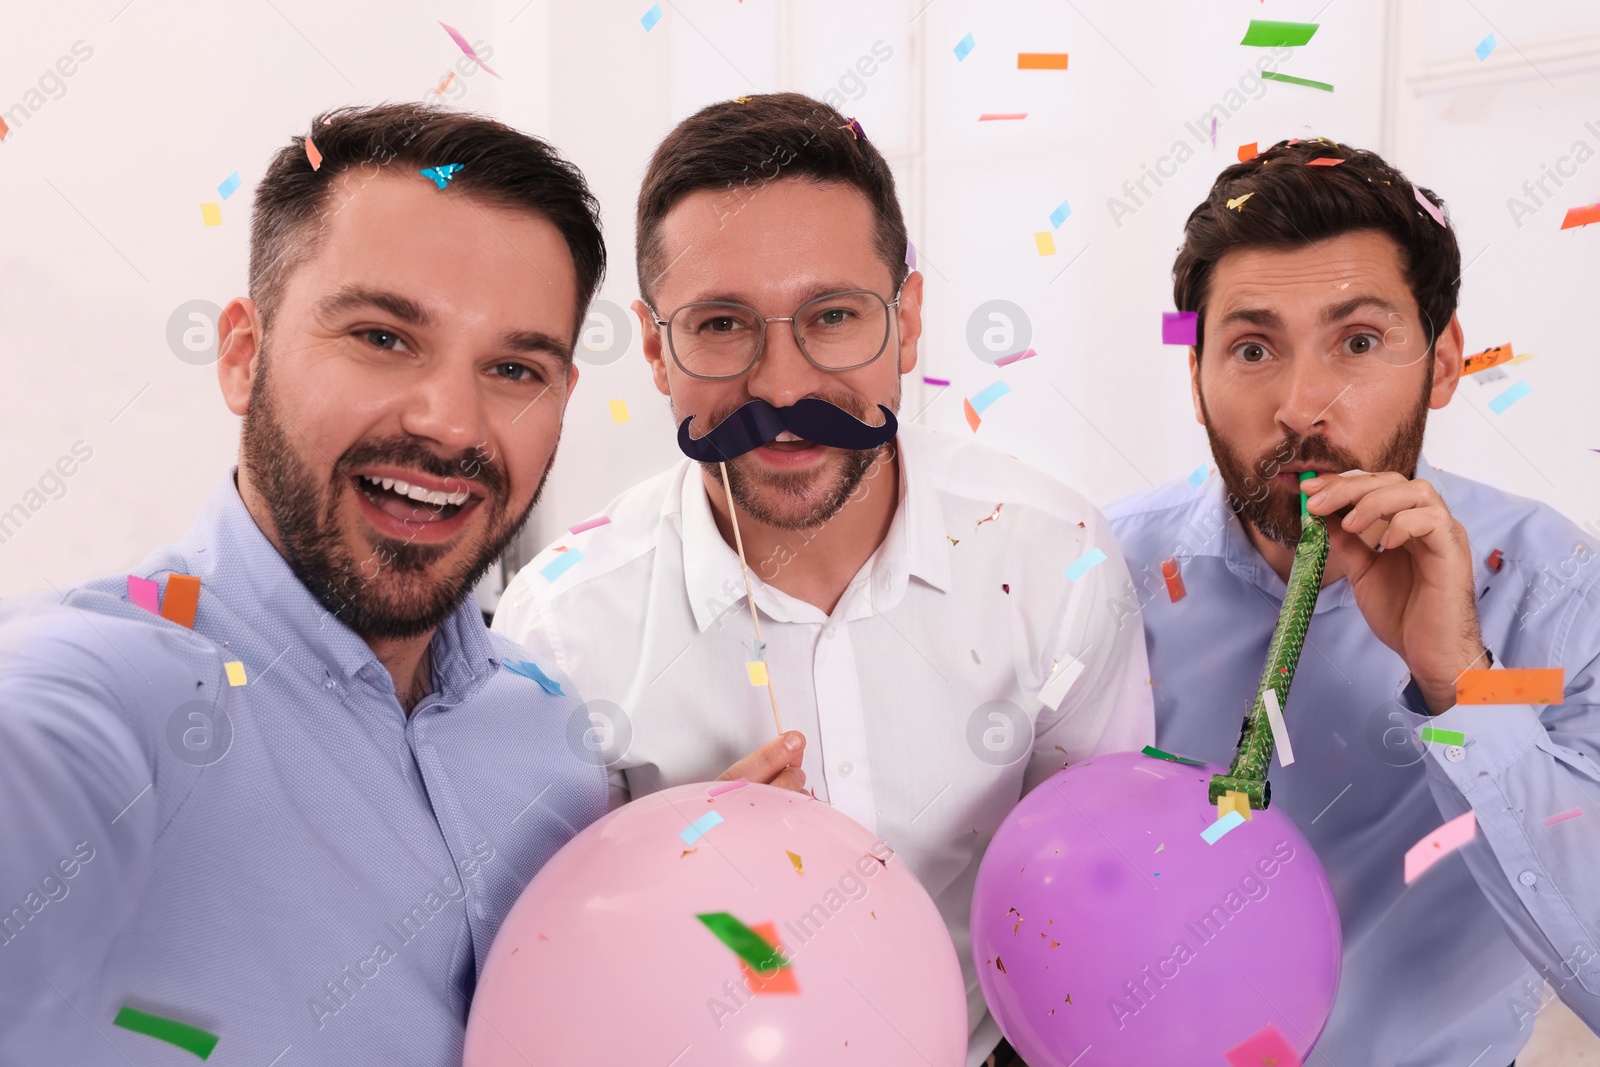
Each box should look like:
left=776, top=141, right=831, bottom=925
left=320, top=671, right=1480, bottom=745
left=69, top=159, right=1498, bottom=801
left=969, top=475, right=1341, bottom=1066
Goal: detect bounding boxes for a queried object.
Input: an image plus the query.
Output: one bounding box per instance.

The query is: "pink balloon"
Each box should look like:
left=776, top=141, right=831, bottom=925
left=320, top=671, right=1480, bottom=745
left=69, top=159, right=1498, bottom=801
left=971, top=751, right=1341, bottom=1065
left=466, top=782, right=968, bottom=1066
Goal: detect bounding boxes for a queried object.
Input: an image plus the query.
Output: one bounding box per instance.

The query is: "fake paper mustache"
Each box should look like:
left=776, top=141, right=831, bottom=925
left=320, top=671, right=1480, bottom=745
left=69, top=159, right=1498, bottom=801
left=676, top=398, right=899, bottom=462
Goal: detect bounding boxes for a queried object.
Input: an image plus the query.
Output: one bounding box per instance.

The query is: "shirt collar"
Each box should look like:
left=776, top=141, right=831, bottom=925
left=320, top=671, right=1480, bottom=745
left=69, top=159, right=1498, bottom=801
left=678, top=430, right=951, bottom=633
left=173, top=471, right=498, bottom=696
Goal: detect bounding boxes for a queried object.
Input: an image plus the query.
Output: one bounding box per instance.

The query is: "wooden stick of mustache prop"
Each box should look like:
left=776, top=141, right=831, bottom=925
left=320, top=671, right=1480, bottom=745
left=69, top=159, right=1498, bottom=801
left=718, top=460, right=783, bottom=738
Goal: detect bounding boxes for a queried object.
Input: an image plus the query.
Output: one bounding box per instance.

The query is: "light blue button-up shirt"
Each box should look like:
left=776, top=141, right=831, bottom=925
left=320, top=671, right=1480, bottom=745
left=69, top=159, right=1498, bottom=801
left=0, top=474, right=606, bottom=1065
left=1107, top=458, right=1600, bottom=1066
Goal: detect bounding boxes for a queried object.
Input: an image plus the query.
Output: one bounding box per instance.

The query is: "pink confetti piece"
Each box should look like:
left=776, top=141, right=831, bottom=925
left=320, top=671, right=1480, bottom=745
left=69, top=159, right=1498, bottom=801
left=993, top=348, right=1037, bottom=368
left=707, top=779, right=749, bottom=797
left=1414, top=183, right=1446, bottom=227
left=439, top=21, right=502, bottom=78
left=127, top=575, right=160, bottom=614
left=978, top=112, right=1029, bottom=121
left=304, top=137, right=323, bottom=171
left=568, top=516, right=612, bottom=535
left=1403, top=810, right=1476, bottom=883
left=1224, top=1022, right=1301, bottom=1067
left=1542, top=807, right=1584, bottom=826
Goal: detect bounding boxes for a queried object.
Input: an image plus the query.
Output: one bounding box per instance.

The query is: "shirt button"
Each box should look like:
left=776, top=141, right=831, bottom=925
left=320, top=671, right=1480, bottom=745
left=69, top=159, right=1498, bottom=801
left=837, top=761, right=854, bottom=777
left=825, top=628, right=837, bottom=640
left=1519, top=871, right=1538, bottom=887
left=324, top=678, right=336, bottom=690
left=1444, top=745, right=1466, bottom=762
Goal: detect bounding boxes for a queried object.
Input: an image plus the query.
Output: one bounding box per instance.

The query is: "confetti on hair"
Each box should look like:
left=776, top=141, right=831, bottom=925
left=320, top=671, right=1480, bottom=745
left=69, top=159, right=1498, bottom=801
left=420, top=164, right=464, bottom=190
left=304, top=137, right=323, bottom=171
left=1226, top=192, right=1255, bottom=211
left=1414, top=183, right=1447, bottom=227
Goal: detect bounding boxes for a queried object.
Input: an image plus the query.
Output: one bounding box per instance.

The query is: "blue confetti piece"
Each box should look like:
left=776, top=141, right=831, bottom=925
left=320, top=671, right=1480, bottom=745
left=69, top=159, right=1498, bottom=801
left=641, top=3, right=663, bottom=31
left=1487, top=380, right=1531, bottom=415
left=503, top=658, right=564, bottom=695
left=217, top=171, right=241, bottom=200
left=1187, top=463, right=1209, bottom=489
left=1064, top=547, right=1107, bottom=582
left=969, top=381, right=1012, bottom=415
left=1049, top=200, right=1072, bottom=228
left=679, top=810, right=724, bottom=845
left=953, top=33, right=975, bottom=62
left=1202, top=810, right=1246, bottom=844
left=540, top=547, right=586, bottom=582
left=419, top=163, right=464, bottom=189
left=1474, top=33, right=1496, bottom=61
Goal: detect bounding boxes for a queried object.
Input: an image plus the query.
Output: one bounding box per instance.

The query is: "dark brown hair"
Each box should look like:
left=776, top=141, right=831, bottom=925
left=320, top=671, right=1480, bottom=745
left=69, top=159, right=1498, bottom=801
left=634, top=92, right=908, bottom=304
left=1173, top=139, right=1460, bottom=355
left=250, top=103, right=605, bottom=342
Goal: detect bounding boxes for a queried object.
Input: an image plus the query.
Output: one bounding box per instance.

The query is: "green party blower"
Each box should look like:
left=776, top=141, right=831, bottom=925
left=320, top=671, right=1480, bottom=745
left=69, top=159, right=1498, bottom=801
left=1208, top=471, right=1330, bottom=809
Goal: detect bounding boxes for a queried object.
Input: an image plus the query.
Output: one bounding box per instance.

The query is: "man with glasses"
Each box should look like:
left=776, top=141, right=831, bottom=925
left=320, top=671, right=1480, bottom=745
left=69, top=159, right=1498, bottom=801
left=492, top=92, right=1154, bottom=1066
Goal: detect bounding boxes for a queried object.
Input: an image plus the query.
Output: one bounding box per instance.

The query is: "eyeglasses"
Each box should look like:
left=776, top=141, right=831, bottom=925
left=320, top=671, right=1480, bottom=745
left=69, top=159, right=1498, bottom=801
left=647, top=284, right=905, bottom=381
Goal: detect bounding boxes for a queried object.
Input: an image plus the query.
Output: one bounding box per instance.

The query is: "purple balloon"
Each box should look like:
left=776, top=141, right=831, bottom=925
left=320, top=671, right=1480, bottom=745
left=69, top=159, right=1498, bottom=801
left=971, top=750, right=1341, bottom=1065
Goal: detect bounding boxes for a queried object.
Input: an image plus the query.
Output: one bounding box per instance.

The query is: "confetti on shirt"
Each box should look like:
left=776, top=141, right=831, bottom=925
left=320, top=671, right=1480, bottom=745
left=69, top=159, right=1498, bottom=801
left=1162, top=311, right=1198, bottom=345
left=1456, top=667, right=1563, bottom=705
left=540, top=547, right=585, bottom=582
left=1542, top=808, right=1584, bottom=827
left=1240, top=20, right=1319, bottom=47
left=216, top=171, right=241, bottom=200
left=1420, top=726, right=1465, bottom=746
left=1487, top=548, right=1505, bottom=573
left=1161, top=557, right=1186, bottom=602
left=1063, top=547, right=1107, bottom=582
left=680, top=811, right=725, bottom=846
left=953, top=33, right=976, bottom=61
left=503, top=657, right=564, bottom=695
left=568, top=515, right=612, bottom=535
left=439, top=21, right=502, bottom=76
left=112, top=1007, right=219, bottom=1060
left=1017, top=53, right=1069, bottom=70
left=1403, top=810, right=1476, bottom=883
left=128, top=575, right=160, bottom=614
left=160, top=574, right=202, bottom=629
left=224, top=661, right=247, bottom=687
left=1202, top=810, right=1246, bottom=844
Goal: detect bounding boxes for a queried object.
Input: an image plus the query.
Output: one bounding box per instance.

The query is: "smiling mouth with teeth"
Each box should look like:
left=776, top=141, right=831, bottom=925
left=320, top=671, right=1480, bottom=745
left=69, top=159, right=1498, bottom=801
left=765, top=431, right=816, bottom=451
left=356, top=473, right=473, bottom=521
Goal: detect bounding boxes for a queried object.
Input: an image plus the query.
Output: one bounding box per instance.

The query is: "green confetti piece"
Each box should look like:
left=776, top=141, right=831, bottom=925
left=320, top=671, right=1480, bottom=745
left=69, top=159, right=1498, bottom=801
left=1421, top=726, right=1466, bottom=746
left=696, top=912, right=788, bottom=973
left=1240, top=20, right=1319, bottom=47
left=112, top=1007, right=219, bottom=1060
left=1260, top=70, right=1335, bottom=92
left=1141, top=744, right=1206, bottom=767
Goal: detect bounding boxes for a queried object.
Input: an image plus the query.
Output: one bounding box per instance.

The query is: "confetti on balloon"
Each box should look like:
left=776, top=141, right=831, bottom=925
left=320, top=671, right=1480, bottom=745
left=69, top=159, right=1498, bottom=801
left=696, top=911, right=790, bottom=972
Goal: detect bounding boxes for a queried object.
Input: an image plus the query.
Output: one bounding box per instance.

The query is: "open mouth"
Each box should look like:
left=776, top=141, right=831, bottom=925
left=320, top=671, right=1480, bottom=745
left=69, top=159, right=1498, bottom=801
left=354, top=472, right=475, bottom=524
left=760, top=430, right=820, bottom=455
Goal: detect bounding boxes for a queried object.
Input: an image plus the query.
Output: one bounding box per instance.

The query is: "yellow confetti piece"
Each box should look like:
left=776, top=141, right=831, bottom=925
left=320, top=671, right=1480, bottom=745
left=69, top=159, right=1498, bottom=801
left=200, top=202, right=223, bottom=227
left=224, top=661, right=247, bottom=687
left=1226, top=192, right=1255, bottom=211
left=1218, top=790, right=1253, bottom=821
left=608, top=398, right=630, bottom=423
left=1033, top=231, right=1056, bottom=256
left=786, top=850, right=804, bottom=874
left=1509, top=351, right=1537, bottom=365
left=746, top=660, right=769, bottom=686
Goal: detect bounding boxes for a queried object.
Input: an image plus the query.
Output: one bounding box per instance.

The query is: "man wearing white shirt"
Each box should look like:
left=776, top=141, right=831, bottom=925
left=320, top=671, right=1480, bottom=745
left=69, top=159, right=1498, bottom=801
left=492, top=92, right=1155, bottom=1066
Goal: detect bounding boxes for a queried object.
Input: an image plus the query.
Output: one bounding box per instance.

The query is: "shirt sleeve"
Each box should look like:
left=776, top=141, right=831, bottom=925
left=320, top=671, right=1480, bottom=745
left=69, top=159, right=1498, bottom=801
left=1023, top=511, right=1156, bottom=796
left=0, top=615, right=160, bottom=1026
left=1407, top=616, right=1600, bottom=1026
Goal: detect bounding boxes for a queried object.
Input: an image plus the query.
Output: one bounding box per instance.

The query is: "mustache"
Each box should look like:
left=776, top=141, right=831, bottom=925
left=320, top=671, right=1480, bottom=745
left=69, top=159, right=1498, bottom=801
left=1250, top=435, right=1363, bottom=482
left=676, top=398, right=898, bottom=462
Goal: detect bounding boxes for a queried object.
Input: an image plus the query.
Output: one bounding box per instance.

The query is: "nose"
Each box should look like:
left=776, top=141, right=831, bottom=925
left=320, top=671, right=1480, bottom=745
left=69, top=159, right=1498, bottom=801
left=742, top=319, right=827, bottom=408
left=1274, top=351, right=1349, bottom=440
left=397, top=354, right=493, bottom=464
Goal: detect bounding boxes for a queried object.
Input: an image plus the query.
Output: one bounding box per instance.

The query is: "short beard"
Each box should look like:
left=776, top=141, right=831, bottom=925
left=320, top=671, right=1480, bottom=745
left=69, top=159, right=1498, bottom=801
left=1201, top=366, right=1431, bottom=546
left=686, top=383, right=899, bottom=532
left=239, top=356, right=551, bottom=641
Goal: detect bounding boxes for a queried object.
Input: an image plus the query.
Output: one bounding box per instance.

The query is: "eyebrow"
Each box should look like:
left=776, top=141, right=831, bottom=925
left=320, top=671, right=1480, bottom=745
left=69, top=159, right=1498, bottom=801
left=1213, top=294, right=1404, bottom=332
left=315, top=284, right=573, bottom=365
left=681, top=282, right=883, bottom=310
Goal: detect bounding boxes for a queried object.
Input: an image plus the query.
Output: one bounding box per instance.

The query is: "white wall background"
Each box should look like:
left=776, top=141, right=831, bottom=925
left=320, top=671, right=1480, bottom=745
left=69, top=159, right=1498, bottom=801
left=2, top=0, right=1597, bottom=602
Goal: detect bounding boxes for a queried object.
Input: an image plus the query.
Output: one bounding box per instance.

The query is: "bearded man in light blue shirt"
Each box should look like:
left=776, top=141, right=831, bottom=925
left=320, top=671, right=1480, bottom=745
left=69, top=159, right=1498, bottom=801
left=0, top=104, right=805, bottom=1066
left=1107, top=140, right=1599, bottom=1066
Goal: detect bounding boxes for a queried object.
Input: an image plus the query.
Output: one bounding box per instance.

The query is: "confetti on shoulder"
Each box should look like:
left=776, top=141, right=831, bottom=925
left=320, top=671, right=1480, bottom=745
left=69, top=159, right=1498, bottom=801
left=569, top=516, right=612, bottom=535
left=540, top=546, right=585, bottom=582
left=113, top=1007, right=219, bottom=1060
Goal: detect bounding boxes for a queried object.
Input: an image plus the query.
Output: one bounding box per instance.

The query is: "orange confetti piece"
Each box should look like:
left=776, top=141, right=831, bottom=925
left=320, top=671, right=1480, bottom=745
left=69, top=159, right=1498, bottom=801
left=739, top=922, right=799, bottom=994
left=1237, top=142, right=1259, bottom=163
left=1457, top=668, right=1564, bottom=705
left=436, top=71, right=456, bottom=94
left=1161, top=557, right=1186, bottom=602
left=978, top=113, right=1029, bottom=122
left=1561, top=203, right=1600, bottom=229
left=1462, top=343, right=1514, bottom=376
left=1017, top=53, right=1069, bottom=70
left=1307, top=157, right=1345, bottom=166
left=963, top=398, right=982, bottom=432
left=159, top=574, right=201, bottom=629
left=786, top=850, right=804, bottom=874
left=305, top=137, right=323, bottom=171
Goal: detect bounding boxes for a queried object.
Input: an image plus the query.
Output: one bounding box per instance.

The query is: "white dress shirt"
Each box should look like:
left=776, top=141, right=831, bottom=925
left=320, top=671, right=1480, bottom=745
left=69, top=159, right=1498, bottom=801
left=493, top=423, right=1155, bottom=1065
